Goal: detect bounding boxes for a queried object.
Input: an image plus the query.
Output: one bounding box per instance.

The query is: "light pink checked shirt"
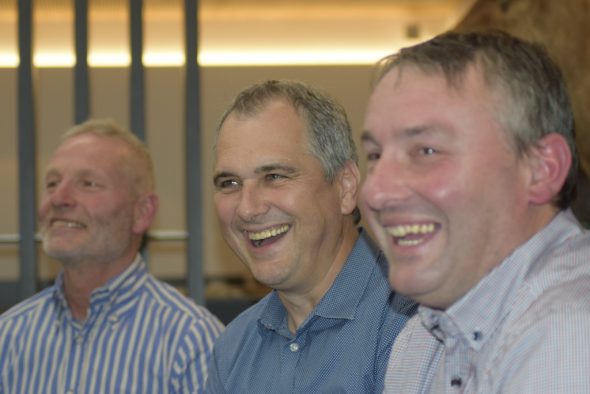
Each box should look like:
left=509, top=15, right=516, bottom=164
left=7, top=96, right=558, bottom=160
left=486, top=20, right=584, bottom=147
left=384, top=210, right=590, bottom=393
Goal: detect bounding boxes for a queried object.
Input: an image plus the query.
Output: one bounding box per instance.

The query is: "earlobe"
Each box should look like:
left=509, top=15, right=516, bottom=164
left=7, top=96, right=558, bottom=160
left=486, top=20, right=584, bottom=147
left=338, top=160, right=361, bottom=215
left=528, top=133, right=572, bottom=205
left=133, top=193, right=159, bottom=234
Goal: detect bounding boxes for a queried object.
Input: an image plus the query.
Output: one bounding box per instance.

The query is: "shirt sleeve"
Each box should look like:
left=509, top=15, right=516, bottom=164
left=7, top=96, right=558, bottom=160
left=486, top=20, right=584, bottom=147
left=171, top=317, right=224, bottom=394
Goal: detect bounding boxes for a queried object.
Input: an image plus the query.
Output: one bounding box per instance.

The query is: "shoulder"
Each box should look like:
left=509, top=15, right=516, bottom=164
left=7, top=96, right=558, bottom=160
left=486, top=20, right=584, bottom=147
left=0, top=286, right=55, bottom=324
left=142, top=275, right=224, bottom=335
left=485, top=294, right=590, bottom=392
left=0, top=287, right=56, bottom=350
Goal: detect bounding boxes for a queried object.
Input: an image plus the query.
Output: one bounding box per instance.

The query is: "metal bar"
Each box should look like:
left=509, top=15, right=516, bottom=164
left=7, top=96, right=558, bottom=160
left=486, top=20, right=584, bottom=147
left=17, top=0, right=38, bottom=299
left=130, top=0, right=145, bottom=141
left=185, top=0, right=204, bottom=304
left=0, top=231, right=186, bottom=244
left=74, top=0, right=90, bottom=123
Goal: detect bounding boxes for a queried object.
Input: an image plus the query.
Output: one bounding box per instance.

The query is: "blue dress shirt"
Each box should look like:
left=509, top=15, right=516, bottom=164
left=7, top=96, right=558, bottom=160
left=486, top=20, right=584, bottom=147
left=206, top=229, right=417, bottom=393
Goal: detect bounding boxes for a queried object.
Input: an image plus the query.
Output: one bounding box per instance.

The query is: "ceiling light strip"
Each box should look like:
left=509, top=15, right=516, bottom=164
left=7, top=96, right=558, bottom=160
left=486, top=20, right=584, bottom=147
left=0, top=49, right=402, bottom=68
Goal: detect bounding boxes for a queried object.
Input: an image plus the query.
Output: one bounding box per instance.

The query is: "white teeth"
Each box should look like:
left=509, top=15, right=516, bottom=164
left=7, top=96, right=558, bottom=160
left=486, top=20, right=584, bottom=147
left=397, top=239, right=424, bottom=246
left=52, top=220, right=84, bottom=229
left=248, top=224, right=290, bottom=241
left=386, top=223, right=435, bottom=237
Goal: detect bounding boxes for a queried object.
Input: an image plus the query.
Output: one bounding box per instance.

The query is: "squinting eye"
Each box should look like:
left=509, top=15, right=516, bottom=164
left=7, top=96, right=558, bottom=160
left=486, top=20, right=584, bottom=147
left=83, top=180, right=99, bottom=188
left=366, top=152, right=381, bottom=161
left=217, top=179, right=239, bottom=189
left=266, top=174, right=285, bottom=181
left=421, top=147, right=437, bottom=155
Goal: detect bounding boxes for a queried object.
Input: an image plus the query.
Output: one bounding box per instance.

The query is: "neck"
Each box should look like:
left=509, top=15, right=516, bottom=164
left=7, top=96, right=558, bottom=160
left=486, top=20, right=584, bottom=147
left=61, top=254, right=137, bottom=321
left=279, top=224, right=359, bottom=333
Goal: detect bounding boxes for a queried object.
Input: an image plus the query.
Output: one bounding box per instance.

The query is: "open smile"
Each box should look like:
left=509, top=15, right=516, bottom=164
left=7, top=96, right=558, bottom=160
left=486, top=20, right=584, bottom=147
left=385, top=223, right=437, bottom=246
left=247, top=224, right=290, bottom=248
left=50, top=219, right=86, bottom=229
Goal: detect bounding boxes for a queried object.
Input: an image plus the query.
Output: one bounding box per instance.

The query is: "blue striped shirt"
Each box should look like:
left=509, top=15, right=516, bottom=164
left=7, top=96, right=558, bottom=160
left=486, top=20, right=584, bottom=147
left=0, top=256, right=224, bottom=394
left=384, top=210, right=590, bottom=393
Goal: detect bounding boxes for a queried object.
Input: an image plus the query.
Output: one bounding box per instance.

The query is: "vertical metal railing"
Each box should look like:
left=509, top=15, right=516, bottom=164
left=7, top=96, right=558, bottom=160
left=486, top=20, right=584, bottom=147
left=130, top=0, right=145, bottom=141
left=10, top=0, right=204, bottom=307
left=185, top=0, right=204, bottom=304
left=17, top=0, right=37, bottom=300
left=74, top=0, right=90, bottom=123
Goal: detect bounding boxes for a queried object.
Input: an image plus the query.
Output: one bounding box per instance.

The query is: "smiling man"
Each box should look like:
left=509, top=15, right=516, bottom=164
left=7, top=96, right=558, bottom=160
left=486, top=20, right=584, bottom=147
left=361, top=31, right=590, bottom=393
left=0, top=119, right=223, bottom=394
left=206, top=80, right=416, bottom=393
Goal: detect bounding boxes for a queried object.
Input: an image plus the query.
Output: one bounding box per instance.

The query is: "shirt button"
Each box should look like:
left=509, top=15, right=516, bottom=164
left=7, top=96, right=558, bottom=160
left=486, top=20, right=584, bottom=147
left=289, top=343, right=300, bottom=352
left=451, top=377, right=462, bottom=387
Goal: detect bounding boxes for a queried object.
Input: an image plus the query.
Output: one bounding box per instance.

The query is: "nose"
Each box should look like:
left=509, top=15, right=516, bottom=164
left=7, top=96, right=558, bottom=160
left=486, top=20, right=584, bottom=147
left=236, top=182, right=269, bottom=222
left=362, top=157, right=411, bottom=212
left=47, top=181, right=77, bottom=210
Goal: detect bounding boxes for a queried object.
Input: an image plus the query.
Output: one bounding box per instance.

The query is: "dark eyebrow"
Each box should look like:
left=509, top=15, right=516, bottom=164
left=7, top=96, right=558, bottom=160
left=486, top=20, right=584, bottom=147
left=256, top=164, right=296, bottom=174
left=361, top=131, right=377, bottom=144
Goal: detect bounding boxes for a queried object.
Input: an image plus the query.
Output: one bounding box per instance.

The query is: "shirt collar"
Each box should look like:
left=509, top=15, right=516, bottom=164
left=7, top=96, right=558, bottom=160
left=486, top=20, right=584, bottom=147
left=53, top=254, right=148, bottom=317
left=258, top=229, right=381, bottom=333
left=420, top=210, right=583, bottom=350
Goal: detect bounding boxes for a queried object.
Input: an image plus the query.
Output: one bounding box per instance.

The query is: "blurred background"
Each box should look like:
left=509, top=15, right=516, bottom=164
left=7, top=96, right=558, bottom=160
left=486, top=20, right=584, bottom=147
left=1, top=0, right=588, bottom=323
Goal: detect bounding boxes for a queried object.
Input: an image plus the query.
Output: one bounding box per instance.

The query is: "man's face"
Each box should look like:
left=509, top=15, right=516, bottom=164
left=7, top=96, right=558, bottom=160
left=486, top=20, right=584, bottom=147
left=214, top=100, right=350, bottom=293
left=39, top=134, right=140, bottom=266
left=361, top=65, right=535, bottom=309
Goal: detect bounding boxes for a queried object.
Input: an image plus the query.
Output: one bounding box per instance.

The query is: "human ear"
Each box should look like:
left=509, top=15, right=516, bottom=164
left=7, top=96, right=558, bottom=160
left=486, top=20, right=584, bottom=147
left=527, top=133, right=572, bottom=205
left=337, top=160, right=361, bottom=215
left=133, top=192, right=159, bottom=234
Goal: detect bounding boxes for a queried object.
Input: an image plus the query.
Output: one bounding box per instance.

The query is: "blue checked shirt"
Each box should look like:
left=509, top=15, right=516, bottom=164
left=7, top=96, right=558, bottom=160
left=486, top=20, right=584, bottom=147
left=0, top=256, right=224, bottom=394
left=384, top=210, right=590, bottom=393
left=206, top=229, right=417, bottom=393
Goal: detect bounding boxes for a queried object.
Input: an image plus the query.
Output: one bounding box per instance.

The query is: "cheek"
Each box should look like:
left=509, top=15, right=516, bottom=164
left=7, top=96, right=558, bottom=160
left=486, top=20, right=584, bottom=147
left=38, top=197, right=51, bottom=221
left=424, top=166, right=476, bottom=208
left=213, top=196, right=236, bottom=227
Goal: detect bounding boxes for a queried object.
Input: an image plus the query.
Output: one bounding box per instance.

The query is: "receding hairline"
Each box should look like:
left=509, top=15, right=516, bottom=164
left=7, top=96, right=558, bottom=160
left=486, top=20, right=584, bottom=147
left=59, top=119, right=156, bottom=194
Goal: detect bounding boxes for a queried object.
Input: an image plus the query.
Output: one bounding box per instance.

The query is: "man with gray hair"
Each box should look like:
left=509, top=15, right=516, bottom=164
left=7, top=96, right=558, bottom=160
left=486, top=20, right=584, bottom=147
left=207, top=80, right=416, bottom=393
left=361, top=30, right=590, bottom=392
left=0, top=119, right=223, bottom=393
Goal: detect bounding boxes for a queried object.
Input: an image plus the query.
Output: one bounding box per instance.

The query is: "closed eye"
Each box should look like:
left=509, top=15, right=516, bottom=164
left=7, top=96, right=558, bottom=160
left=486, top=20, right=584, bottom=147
left=366, top=151, right=381, bottom=162
left=45, top=179, right=59, bottom=190
left=82, top=180, right=99, bottom=188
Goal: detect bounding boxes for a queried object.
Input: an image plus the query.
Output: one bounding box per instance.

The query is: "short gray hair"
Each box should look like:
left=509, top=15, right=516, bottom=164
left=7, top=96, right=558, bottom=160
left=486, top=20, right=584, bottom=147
left=61, top=118, right=155, bottom=195
left=216, top=80, right=360, bottom=223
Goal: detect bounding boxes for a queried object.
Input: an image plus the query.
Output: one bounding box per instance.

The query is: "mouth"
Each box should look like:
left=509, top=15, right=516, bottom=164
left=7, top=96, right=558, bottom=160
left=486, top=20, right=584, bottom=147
left=49, top=219, right=86, bottom=229
left=246, top=224, right=290, bottom=248
left=385, top=223, right=437, bottom=246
